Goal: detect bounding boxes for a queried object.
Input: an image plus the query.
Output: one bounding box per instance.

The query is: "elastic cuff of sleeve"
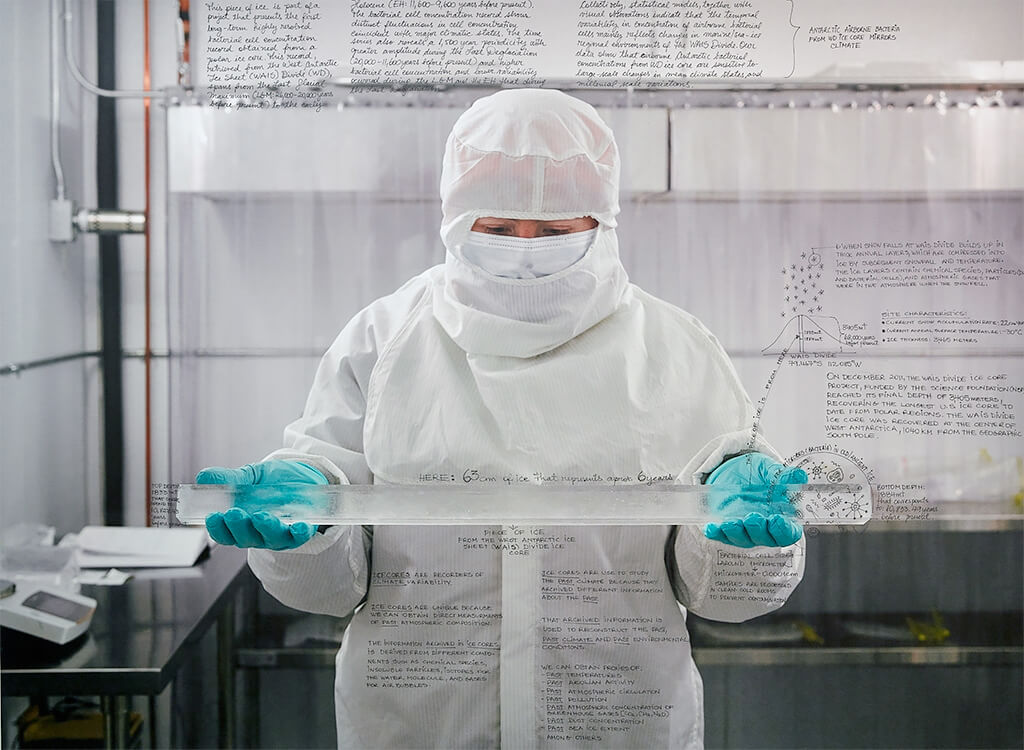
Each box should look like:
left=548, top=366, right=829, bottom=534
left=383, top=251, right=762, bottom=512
left=269, top=526, right=343, bottom=555
left=261, top=452, right=350, bottom=485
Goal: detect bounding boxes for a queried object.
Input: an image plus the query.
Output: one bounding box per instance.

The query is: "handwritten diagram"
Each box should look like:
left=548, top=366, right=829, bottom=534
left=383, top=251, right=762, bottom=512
left=788, top=447, right=874, bottom=524
left=763, top=249, right=853, bottom=354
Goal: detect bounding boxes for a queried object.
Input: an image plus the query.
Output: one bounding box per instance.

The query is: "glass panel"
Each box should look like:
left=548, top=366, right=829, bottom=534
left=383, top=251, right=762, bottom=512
left=158, top=4, right=1024, bottom=745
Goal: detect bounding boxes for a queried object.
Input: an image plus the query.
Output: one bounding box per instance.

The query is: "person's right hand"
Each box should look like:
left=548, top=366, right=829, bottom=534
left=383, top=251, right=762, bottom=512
left=704, top=453, right=805, bottom=548
left=196, top=460, right=327, bottom=550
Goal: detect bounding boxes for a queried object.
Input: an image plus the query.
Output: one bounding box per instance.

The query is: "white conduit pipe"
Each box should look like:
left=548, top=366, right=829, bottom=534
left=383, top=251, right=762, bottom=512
left=61, top=0, right=163, bottom=99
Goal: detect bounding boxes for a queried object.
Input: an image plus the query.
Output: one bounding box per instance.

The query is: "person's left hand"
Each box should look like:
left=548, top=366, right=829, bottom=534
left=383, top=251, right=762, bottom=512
left=704, top=453, right=806, bottom=548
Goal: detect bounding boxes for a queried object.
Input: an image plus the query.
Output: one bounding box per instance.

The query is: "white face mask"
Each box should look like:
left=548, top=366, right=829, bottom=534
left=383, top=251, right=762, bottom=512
left=459, top=229, right=598, bottom=279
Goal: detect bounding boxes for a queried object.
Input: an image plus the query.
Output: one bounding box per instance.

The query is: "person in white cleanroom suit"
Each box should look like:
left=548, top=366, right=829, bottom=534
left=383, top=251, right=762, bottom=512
left=199, top=89, right=807, bottom=749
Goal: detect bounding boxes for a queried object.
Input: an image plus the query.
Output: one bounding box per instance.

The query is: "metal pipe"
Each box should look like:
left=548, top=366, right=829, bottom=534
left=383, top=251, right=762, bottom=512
left=0, top=350, right=101, bottom=377
left=326, top=78, right=1024, bottom=92
left=0, top=348, right=324, bottom=378
left=75, top=208, right=147, bottom=234
left=9, top=344, right=1017, bottom=379
left=97, top=0, right=125, bottom=528
left=176, top=15, right=190, bottom=87
left=144, top=0, right=154, bottom=526
left=62, top=0, right=163, bottom=100
left=50, top=0, right=65, bottom=200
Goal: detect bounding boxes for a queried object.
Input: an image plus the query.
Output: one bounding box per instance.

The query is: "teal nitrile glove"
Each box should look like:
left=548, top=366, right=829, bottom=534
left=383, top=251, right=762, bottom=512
left=196, top=460, right=327, bottom=550
left=704, top=453, right=806, bottom=548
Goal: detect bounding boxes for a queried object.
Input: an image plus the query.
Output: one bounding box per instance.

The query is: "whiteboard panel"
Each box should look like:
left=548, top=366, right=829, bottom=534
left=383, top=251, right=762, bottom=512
left=191, top=0, right=1024, bottom=95
left=669, top=107, right=1024, bottom=194
left=623, top=195, right=1024, bottom=517
left=167, top=106, right=669, bottom=193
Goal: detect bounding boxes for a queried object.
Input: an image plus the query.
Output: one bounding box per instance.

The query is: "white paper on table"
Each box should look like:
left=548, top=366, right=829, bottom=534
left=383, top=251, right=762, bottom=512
left=74, top=526, right=209, bottom=568
left=75, top=568, right=134, bottom=585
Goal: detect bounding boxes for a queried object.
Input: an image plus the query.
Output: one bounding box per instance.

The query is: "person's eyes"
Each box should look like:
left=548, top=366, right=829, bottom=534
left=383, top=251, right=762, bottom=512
left=481, top=225, right=512, bottom=234
left=542, top=227, right=572, bottom=235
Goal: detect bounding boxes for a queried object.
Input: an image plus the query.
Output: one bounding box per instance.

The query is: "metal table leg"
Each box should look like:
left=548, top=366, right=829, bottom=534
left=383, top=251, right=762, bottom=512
left=239, top=577, right=260, bottom=749
left=100, top=695, right=130, bottom=749
left=148, top=694, right=158, bottom=749
left=217, top=599, right=236, bottom=749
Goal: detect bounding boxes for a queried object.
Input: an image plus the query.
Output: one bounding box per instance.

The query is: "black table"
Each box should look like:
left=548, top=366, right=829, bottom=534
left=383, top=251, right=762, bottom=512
left=1, top=545, right=250, bottom=748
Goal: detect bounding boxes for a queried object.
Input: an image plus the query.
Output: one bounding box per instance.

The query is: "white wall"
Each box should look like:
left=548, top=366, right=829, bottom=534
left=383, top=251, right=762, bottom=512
left=1, top=2, right=95, bottom=743
left=0, top=0, right=191, bottom=536
left=7, top=0, right=182, bottom=531
left=0, top=0, right=97, bottom=538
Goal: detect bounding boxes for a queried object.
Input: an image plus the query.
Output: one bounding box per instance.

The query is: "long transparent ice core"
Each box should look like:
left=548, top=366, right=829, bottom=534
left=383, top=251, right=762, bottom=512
left=175, top=483, right=874, bottom=526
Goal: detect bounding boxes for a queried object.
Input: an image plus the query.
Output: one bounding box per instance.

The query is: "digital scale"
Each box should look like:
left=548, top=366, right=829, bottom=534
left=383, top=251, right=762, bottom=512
left=0, top=579, right=96, bottom=645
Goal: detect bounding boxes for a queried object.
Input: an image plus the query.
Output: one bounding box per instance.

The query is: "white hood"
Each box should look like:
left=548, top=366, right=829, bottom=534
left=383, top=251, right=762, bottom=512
left=433, top=89, right=630, bottom=358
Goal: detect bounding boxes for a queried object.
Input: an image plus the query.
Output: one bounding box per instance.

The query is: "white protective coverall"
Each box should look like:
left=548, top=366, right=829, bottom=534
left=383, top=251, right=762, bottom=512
left=249, top=89, right=805, bottom=749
